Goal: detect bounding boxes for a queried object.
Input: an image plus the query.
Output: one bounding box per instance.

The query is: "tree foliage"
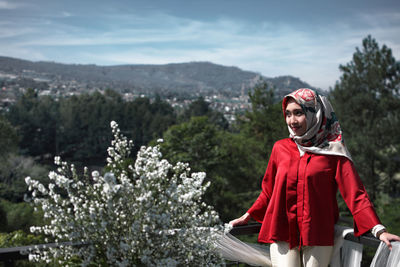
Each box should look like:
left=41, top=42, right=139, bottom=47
left=160, top=116, right=275, bottom=221
left=0, top=154, right=48, bottom=202
left=160, top=82, right=289, bottom=221
left=57, top=90, right=121, bottom=162
left=0, top=199, right=44, bottom=232
left=160, top=116, right=229, bottom=219
left=0, top=115, right=18, bottom=158
left=330, top=35, right=400, bottom=200
left=6, top=89, right=59, bottom=159
left=120, top=95, right=177, bottom=155
left=180, top=97, right=229, bottom=129
left=5, top=89, right=176, bottom=166
left=239, top=81, right=287, bottom=154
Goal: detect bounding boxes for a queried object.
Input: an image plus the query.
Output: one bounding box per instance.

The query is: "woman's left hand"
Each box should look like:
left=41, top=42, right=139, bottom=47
left=379, top=232, right=400, bottom=249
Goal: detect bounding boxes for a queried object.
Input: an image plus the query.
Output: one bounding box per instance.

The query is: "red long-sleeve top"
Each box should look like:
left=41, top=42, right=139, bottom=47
left=247, top=138, right=381, bottom=249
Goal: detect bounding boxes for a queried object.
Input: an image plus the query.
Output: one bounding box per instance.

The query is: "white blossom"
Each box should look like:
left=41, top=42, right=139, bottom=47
left=110, top=121, right=118, bottom=129
left=25, top=121, right=224, bottom=266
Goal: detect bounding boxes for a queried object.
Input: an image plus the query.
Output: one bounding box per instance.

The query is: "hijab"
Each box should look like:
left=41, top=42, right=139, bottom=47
left=282, top=88, right=352, bottom=160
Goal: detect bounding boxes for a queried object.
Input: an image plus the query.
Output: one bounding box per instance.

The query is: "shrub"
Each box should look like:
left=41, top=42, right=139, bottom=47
left=25, top=121, right=223, bottom=266
left=0, top=199, right=44, bottom=232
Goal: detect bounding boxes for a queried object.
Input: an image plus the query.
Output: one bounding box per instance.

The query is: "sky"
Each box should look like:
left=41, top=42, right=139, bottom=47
left=0, top=0, right=399, bottom=90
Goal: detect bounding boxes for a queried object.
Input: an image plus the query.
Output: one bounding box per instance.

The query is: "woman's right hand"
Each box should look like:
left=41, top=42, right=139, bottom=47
left=379, top=232, right=400, bottom=250
left=229, top=212, right=251, bottom=226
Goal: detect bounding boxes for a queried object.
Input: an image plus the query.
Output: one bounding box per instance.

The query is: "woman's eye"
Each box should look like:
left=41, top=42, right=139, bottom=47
left=295, top=111, right=304, bottom=116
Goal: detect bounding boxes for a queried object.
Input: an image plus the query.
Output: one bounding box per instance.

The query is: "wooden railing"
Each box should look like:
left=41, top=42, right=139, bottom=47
left=0, top=223, right=381, bottom=266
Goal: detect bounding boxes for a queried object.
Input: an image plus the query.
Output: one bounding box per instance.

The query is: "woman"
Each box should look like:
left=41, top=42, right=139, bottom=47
left=229, top=88, right=400, bottom=267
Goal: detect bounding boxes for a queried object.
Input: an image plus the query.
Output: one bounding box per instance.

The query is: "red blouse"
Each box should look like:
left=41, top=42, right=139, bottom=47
left=247, top=138, right=381, bottom=248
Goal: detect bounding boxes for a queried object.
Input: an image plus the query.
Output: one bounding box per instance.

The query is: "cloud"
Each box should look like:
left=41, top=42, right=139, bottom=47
left=0, top=1, right=20, bottom=9
left=61, top=11, right=73, bottom=18
left=355, top=11, right=400, bottom=58
left=0, top=8, right=399, bottom=90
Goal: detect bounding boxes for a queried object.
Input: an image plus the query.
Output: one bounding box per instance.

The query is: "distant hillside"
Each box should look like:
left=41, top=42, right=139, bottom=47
left=0, top=56, right=315, bottom=98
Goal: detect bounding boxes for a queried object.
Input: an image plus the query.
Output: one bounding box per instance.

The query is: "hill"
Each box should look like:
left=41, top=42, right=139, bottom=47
left=0, top=56, right=315, bottom=98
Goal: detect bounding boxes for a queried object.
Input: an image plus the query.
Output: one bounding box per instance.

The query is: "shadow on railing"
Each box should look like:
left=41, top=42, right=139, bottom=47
left=0, top=223, right=381, bottom=266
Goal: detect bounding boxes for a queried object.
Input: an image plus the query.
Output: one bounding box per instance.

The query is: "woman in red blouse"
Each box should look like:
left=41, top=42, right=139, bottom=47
left=229, top=88, right=400, bottom=267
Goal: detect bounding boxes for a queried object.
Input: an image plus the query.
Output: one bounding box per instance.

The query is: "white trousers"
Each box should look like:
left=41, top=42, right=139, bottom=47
left=270, top=241, right=333, bottom=267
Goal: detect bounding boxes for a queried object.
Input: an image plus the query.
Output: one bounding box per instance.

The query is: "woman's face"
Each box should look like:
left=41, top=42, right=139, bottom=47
left=285, top=98, right=307, bottom=136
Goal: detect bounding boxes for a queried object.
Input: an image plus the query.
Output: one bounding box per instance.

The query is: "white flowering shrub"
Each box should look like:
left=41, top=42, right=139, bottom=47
left=25, top=121, right=224, bottom=266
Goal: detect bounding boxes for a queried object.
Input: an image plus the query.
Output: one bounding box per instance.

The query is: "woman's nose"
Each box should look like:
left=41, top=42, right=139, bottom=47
left=288, top=116, right=297, bottom=125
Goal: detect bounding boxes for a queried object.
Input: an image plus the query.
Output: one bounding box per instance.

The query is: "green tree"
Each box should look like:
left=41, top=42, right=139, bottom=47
left=160, top=83, right=291, bottom=221
left=239, top=81, right=287, bottom=155
left=6, top=89, right=59, bottom=161
left=330, top=35, right=400, bottom=200
left=0, top=154, right=48, bottom=202
left=160, top=116, right=268, bottom=221
left=184, top=97, right=210, bottom=118
left=181, top=97, right=229, bottom=129
left=6, top=89, right=177, bottom=166
left=0, top=204, right=7, bottom=232
left=217, top=131, right=270, bottom=220
left=160, top=116, right=229, bottom=219
left=161, top=116, right=223, bottom=176
left=121, top=96, right=176, bottom=156
left=0, top=230, right=45, bottom=248
left=58, top=91, right=120, bottom=164
left=0, top=115, right=18, bottom=158
left=58, top=91, right=175, bottom=165
left=0, top=198, right=45, bottom=233
left=375, top=194, right=400, bottom=234
left=222, top=81, right=289, bottom=220
left=0, top=199, right=44, bottom=232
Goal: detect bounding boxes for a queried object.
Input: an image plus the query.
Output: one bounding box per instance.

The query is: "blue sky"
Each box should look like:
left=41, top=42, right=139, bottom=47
left=0, top=0, right=399, bottom=90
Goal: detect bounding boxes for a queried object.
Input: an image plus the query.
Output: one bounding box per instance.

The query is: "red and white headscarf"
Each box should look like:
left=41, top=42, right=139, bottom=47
left=282, top=88, right=352, bottom=160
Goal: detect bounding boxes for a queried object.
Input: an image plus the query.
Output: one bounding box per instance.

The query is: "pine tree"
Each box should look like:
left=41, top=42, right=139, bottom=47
left=330, top=35, right=400, bottom=200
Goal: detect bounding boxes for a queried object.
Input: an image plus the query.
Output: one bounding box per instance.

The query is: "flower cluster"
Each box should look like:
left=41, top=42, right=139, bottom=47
left=25, top=121, right=224, bottom=266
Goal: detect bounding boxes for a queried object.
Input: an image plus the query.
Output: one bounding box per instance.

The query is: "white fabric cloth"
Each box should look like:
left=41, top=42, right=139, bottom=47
left=216, top=231, right=271, bottom=266
left=370, top=241, right=400, bottom=267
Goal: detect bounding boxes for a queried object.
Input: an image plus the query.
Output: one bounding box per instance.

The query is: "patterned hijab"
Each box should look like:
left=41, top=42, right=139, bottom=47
left=282, top=88, right=352, bottom=160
